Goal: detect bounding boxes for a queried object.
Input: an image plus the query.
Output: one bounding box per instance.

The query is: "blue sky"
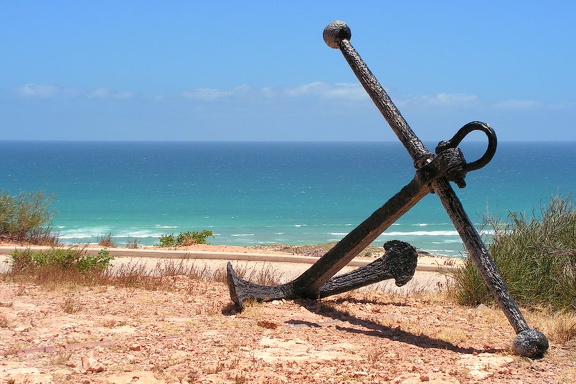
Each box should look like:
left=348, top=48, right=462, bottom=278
left=2, top=1, right=575, bottom=142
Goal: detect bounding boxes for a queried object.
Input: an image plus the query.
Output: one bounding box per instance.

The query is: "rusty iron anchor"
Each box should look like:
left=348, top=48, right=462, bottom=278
left=226, top=21, right=549, bottom=358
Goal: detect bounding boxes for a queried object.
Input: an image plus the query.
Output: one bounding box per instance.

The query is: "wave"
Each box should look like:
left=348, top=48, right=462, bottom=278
left=58, top=227, right=164, bottom=240
left=381, top=230, right=459, bottom=237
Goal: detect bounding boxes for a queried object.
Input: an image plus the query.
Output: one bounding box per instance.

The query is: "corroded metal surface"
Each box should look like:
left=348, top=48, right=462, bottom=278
left=226, top=21, right=549, bottom=358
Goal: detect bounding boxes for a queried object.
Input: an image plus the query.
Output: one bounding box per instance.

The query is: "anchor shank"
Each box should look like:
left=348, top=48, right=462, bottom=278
left=433, top=178, right=529, bottom=333
left=334, top=32, right=431, bottom=165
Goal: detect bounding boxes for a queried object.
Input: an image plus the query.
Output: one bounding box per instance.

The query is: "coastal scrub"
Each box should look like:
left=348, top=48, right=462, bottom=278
left=450, top=196, right=576, bottom=312
left=0, top=190, right=56, bottom=244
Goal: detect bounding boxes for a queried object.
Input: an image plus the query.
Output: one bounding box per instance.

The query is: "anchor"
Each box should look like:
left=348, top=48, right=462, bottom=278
left=226, top=21, right=549, bottom=358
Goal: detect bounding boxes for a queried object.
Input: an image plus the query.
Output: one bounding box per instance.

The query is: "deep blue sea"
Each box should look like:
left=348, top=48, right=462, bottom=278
left=1, top=141, right=574, bottom=257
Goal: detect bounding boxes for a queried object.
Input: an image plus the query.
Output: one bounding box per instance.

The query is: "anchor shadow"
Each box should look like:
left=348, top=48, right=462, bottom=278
left=289, top=298, right=504, bottom=355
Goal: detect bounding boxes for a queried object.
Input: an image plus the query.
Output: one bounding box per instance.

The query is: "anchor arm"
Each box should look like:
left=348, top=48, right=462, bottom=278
left=318, top=240, right=418, bottom=298
left=291, top=147, right=467, bottom=297
left=228, top=239, right=418, bottom=305
left=227, top=175, right=429, bottom=309
left=227, top=149, right=464, bottom=308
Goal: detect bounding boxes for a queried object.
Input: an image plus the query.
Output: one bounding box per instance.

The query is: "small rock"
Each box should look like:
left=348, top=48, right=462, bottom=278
left=82, top=352, right=105, bottom=373
left=475, top=303, right=489, bottom=312
left=101, top=371, right=163, bottom=384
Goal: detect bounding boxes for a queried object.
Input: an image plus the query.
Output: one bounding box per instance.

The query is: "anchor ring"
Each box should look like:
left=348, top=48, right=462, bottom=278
left=435, top=121, right=497, bottom=172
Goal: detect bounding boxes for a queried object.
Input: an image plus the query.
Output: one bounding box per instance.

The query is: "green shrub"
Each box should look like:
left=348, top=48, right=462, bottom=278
left=449, top=196, right=576, bottom=312
left=0, top=190, right=56, bottom=243
left=158, top=233, right=177, bottom=247
left=77, top=249, right=113, bottom=273
left=157, top=230, right=214, bottom=247
left=9, top=247, right=113, bottom=274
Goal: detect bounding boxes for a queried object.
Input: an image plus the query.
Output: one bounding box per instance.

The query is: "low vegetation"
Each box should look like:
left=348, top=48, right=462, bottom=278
left=0, top=189, right=216, bottom=249
left=97, top=233, right=115, bottom=248
left=157, top=230, right=214, bottom=247
left=2, top=245, right=281, bottom=291
left=10, top=247, right=113, bottom=274
left=449, top=195, right=576, bottom=312
left=0, top=190, right=57, bottom=245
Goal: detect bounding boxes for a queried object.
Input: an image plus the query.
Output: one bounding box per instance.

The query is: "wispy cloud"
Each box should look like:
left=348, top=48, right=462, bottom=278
left=181, top=87, right=236, bottom=101
left=180, top=82, right=369, bottom=102
left=549, top=102, right=576, bottom=110
left=282, top=82, right=368, bottom=100
left=494, top=99, right=544, bottom=110
left=16, top=82, right=565, bottom=114
left=396, top=92, right=480, bottom=108
left=397, top=92, right=562, bottom=112
left=16, top=83, right=75, bottom=98
left=420, top=93, right=480, bottom=106
left=87, top=87, right=135, bottom=99
left=15, top=83, right=135, bottom=100
left=179, top=84, right=493, bottom=110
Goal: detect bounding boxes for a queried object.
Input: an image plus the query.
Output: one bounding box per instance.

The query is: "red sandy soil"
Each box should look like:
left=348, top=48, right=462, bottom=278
left=0, top=243, right=574, bottom=383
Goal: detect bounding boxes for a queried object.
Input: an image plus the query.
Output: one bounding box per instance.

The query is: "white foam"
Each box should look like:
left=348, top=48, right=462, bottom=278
left=381, top=230, right=459, bottom=237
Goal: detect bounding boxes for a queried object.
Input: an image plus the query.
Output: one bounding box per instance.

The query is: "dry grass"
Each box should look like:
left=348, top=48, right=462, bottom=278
left=97, top=233, right=115, bottom=247
left=61, top=295, right=82, bottom=314
left=1, top=256, right=283, bottom=295
left=528, top=309, right=576, bottom=345
left=125, top=238, right=139, bottom=249
left=1, top=254, right=574, bottom=347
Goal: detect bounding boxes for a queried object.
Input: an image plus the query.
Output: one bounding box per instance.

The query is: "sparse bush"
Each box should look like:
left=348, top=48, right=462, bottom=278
left=77, top=249, right=113, bottom=273
left=158, top=234, right=177, bottom=247
left=449, top=196, right=576, bottom=312
left=9, top=247, right=113, bottom=274
left=157, top=230, right=214, bottom=247
left=0, top=190, right=56, bottom=243
left=125, top=238, right=139, bottom=248
left=97, top=233, right=115, bottom=248
left=27, top=226, right=60, bottom=246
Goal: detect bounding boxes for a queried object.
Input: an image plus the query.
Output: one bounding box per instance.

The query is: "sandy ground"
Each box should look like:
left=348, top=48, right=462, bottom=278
left=1, top=243, right=574, bottom=383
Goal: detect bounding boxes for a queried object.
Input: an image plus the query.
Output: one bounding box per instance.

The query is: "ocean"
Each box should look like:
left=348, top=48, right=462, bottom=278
left=1, top=141, right=574, bottom=257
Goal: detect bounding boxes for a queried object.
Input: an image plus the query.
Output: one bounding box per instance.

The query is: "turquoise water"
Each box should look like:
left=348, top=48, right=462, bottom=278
left=1, top=141, right=574, bottom=257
